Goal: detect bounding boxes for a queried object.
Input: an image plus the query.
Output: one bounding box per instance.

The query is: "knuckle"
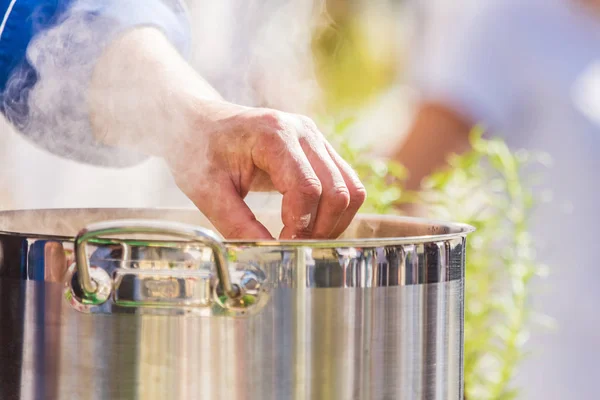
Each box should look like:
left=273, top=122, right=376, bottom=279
left=263, top=135, right=288, bottom=159
left=255, top=109, right=286, bottom=132
left=297, top=176, right=323, bottom=200
left=300, top=116, right=323, bottom=137
left=325, top=185, right=351, bottom=210
left=348, top=182, right=367, bottom=210
left=254, top=112, right=295, bottom=154
left=299, top=115, right=317, bottom=129
left=349, top=184, right=367, bottom=209
left=257, top=131, right=290, bottom=161
left=257, top=111, right=299, bottom=145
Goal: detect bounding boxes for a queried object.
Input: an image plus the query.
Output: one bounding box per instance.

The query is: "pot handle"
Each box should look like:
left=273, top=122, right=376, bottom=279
left=74, top=219, right=241, bottom=304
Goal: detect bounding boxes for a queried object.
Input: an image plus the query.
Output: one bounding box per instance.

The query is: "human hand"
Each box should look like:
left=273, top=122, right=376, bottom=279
left=164, top=101, right=366, bottom=240
left=90, top=27, right=365, bottom=240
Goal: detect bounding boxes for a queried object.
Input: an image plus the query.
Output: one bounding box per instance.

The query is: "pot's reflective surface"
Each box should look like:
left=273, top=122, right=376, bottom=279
left=0, top=209, right=472, bottom=400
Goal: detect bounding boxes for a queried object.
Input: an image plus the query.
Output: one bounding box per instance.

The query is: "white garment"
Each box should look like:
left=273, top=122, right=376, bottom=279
left=412, top=0, right=600, bottom=398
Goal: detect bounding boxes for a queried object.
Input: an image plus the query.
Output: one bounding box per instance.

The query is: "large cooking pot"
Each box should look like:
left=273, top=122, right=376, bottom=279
left=0, top=208, right=473, bottom=400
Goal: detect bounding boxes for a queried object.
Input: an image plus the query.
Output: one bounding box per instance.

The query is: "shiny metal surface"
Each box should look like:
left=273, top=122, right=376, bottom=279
left=74, top=219, right=241, bottom=304
left=0, top=208, right=472, bottom=400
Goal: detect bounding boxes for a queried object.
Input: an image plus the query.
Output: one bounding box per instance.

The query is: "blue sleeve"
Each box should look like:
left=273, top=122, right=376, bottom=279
left=0, top=0, right=66, bottom=93
left=0, top=0, right=191, bottom=167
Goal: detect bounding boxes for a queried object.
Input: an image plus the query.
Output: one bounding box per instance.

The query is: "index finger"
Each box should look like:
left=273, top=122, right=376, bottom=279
left=183, top=175, right=274, bottom=240
left=252, top=135, right=322, bottom=239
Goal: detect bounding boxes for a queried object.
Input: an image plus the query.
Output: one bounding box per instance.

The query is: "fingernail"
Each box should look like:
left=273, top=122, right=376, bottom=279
left=295, top=213, right=312, bottom=230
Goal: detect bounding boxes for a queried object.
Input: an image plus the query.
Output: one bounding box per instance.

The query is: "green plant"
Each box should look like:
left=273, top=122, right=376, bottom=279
left=322, top=118, right=546, bottom=399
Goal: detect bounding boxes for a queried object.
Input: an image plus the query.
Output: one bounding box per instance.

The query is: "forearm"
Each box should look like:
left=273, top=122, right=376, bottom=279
left=89, top=26, right=224, bottom=160
left=0, top=0, right=191, bottom=166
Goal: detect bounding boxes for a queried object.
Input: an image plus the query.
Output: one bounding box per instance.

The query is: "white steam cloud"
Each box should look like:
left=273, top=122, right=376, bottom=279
left=0, top=0, right=326, bottom=211
left=2, top=0, right=190, bottom=167
left=186, top=0, right=323, bottom=113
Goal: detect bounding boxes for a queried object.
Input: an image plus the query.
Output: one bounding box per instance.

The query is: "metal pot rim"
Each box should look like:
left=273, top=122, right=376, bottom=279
left=231, top=213, right=474, bottom=246
left=0, top=208, right=474, bottom=246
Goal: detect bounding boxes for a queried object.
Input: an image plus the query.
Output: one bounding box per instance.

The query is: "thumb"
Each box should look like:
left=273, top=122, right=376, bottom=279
left=185, top=177, right=273, bottom=240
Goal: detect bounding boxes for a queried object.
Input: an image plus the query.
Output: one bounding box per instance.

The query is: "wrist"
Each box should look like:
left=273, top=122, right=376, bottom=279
left=159, top=97, right=254, bottom=172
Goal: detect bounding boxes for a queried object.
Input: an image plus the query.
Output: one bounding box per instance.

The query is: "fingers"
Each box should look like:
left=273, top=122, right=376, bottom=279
left=253, top=135, right=322, bottom=239
left=252, top=114, right=366, bottom=239
left=183, top=174, right=274, bottom=240
left=174, top=107, right=365, bottom=241
left=324, top=141, right=367, bottom=238
left=298, top=135, right=350, bottom=239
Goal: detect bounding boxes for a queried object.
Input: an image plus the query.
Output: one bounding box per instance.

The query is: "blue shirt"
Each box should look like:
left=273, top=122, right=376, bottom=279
left=0, top=0, right=190, bottom=166
left=0, top=0, right=69, bottom=92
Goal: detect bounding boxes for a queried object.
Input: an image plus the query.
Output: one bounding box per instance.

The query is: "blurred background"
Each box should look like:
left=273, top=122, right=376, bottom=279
left=1, top=0, right=600, bottom=398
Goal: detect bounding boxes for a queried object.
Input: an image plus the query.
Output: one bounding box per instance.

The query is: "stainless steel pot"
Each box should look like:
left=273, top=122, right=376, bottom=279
left=0, top=208, right=473, bottom=400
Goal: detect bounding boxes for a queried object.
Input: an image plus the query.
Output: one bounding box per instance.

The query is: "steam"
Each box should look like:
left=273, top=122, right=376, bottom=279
left=0, top=0, right=328, bottom=213
left=182, top=0, right=326, bottom=215
left=1, top=0, right=190, bottom=167
left=186, top=0, right=323, bottom=114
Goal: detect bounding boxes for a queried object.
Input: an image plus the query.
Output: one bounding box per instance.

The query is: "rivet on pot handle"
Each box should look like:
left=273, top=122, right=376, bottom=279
left=74, top=219, right=241, bottom=305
